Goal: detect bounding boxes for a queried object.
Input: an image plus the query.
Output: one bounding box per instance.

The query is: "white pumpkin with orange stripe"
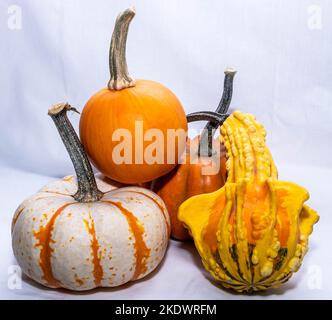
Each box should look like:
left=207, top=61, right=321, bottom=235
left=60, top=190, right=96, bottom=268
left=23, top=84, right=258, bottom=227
left=11, top=103, right=170, bottom=291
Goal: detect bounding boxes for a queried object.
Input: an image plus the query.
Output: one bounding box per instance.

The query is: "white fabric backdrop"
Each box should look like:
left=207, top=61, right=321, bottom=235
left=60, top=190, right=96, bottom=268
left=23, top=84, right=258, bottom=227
left=0, top=0, right=331, bottom=299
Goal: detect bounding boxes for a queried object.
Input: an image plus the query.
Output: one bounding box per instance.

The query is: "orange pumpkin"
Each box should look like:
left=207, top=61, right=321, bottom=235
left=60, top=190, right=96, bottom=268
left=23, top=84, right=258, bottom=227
left=152, top=137, right=226, bottom=240
left=80, top=8, right=187, bottom=184
left=152, top=70, right=236, bottom=240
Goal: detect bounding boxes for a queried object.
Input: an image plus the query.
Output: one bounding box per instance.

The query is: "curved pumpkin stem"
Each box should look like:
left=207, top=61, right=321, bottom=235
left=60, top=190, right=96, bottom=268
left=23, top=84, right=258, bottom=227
left=108, top=7, right=136, bottom=91
left=48, top=103, right=103, bottom=202
left=186, top=111, right=229, bottom=125
left=199, top=68, right=237, bottom=157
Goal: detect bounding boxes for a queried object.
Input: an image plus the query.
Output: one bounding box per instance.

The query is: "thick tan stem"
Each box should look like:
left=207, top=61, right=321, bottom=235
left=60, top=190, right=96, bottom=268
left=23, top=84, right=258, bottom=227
left=108, top=7, right=136, bottom=90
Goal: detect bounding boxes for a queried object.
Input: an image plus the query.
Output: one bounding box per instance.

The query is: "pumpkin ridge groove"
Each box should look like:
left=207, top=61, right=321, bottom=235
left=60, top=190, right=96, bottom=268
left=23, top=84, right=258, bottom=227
left=248, top=244, right=255, bottom=284
left=43, top=190, right=72, bottom=197
left=213, top=250, right=237, bottom=282
left=230, top=245, right=245, bottom=281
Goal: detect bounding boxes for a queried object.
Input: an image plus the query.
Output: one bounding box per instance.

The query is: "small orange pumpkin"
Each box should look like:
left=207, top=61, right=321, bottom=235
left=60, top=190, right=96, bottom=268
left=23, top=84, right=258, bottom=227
left=152, top=70, right=236, bottom=240
left=80, top=8, right=187, bottom=184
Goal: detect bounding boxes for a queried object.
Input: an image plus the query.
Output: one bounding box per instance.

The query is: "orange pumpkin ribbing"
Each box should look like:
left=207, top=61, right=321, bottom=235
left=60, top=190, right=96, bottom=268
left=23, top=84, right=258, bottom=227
left=104, top=201, right=151, bottom=280
left=33, top=203, right=74, bottom=287
left=83, top=215, right=103, bottom=286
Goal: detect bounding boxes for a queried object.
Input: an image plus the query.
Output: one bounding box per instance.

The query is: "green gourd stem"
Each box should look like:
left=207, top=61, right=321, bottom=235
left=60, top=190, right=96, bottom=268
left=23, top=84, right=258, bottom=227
left=108, top=7, right=136, bottom=90
left=198, top=68, right=237, bottom=157
left=48, top=103, right=104, bottom=203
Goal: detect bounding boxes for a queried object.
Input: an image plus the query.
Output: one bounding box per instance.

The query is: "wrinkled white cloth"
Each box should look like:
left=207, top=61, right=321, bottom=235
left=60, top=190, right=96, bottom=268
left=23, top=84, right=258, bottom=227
left=0, top=0, right=331, bottom=299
